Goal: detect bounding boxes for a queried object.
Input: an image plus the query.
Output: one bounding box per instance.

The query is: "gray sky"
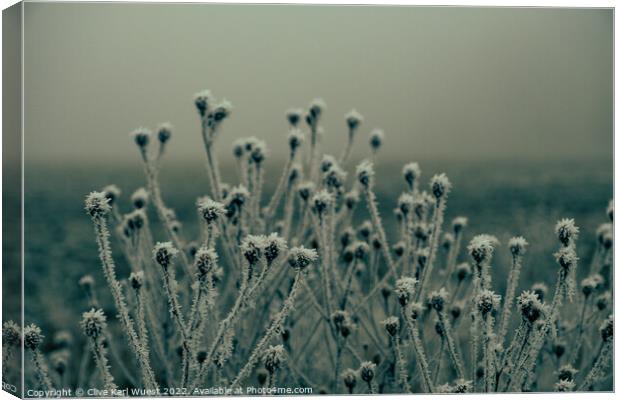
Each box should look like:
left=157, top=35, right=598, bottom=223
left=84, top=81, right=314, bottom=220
left=23, top=3, right=612, bottom=163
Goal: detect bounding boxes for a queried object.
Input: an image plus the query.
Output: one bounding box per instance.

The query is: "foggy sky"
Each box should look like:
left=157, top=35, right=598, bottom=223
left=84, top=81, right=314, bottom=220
left=23, top=3, right=612, bottom=163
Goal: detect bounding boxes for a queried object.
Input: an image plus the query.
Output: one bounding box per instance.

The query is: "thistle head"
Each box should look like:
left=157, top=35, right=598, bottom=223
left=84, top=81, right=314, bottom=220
left=249, top=139, right=267, bottom=165
left=157, top=122, right=173, bottom=144
left=2, top=321, right=21, bottom=347
left=596, top=223, right=613, bottom=249
left=382, top=316, right=400, bottom=337
left=287, top=246, right=318, bottom=271
left=555, top=218, right=579, bottom=247
left=600, top=314, right=613, bottom=342
left=606, top=199, right=613, bottom=221
left=79, top=275, right=95, bottom=291
left=240, top=235, right=266, bottom=267
left=517, top=291, right=544, bottom=323
left=476, top=290, right=501, bottom=316
left=468, top=235, right=497, bottom=264
left=80, top=309, right=107, bottom=339
left=323, top=164, right=347, bottom=193
left=351, top=241, right=370, bottom=260
left=456, top=262, right=472, bottom=281
left=131, top=127, right=151, bottom=149
left=356, top=160, right=375, bottom=188
left=342, top=368, right=357, bottom=391
left=344, top=190, right=360, bottom=210
left=429, top=288, right=449, bottom=312
left=531, top=282, right=548, bottom=302
left=410, top=302, right=423, bottom=320
left=554, top=246, right=578, bottom=271
left=320, top=154, right=336, bottom=173
left=286, top=108, right=303, bottom=127
left=430, top=173, right=452, bottom=200
left=194, top=89, right=213, bottom=116
left=442, top=233, right=455, bottom=250
left=452, top=217, right=468, bottom=234
left=23, top=324, right=43, bottom=350
left=194, top=246, right=218, bottom=277
left=129, top=271, right=144, bottom=290
left=331, top=311, right=355, bottom=338
left=264, top=233, right=288, bottom=266
left=508, top=236, right=528, bottom=256
left=197, top=197, right=226, bottom=224
left=359, top=361, right=376, bottom=383
left=357, top=220, right=372, bottom=240
left=311, top=190, right=334, bottom=217
left=393, top=241, right=406, bottom=258
left=308, top=98, right=326, bottom=123
left=262, top=345, right=285, bottom=373
left=451, top=301, right=464, bottom=320
left=369, top=129, right=384, bottom=152
left=554, top=379, right=575, bottom=392
left=580, top=277, right=596, bottom=297
left=232, top=139, right=245, bottom=159
left=152, top=242, right=179, bottom=269
left=402, top=162, right=421, bottom=190
left=211, top=99, right=233, bottom=123
left=287, top=128, right=304, bottom=153
left=85, top=191, right=111, bottom=218
left=50, top=351, right=69, bottom=375
left=297, top=181, right=315, bottom=202
left=596, top=291, right=611, bottom=311
left=394, top=277, right=417, bottom=306
left=131, top=187, right=149, bottom=209
left=397, top=193, right=415, bottom=216
left=558, top=364, right=578, bottom=381
left=345, top=109, right=363, bottom=132
left=101, top=185, right=121, bottom=206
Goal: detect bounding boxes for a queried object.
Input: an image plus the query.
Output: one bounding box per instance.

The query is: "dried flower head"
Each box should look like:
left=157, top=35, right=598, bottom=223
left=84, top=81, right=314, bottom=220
left=194, top=246, right=218, bottom=278
left=320, top=154, right=336, bottom=173
left=264, top=233, right=288, bottom=266
left=288, top=246, right=318, bottom=270
left=342, top=368, right=357, bottom=391
left=369, top=129, right=384, bottom=151
left=323, top=164, right=347, bottom=192
left=402, top=162, right=421, bottom=190
left=262, top=345, right=286, bottom=373
left=157, top=122, right=173, bottom=144
left=558, top=364, right=578, bottom=381
left=345, top=109, right=364, bottom=132
left=359, top=361, right=376, bottom=383
left=129, top=271, right=144, bottom=290
left=80, top=309, right=107, bottom=338
left=382, top=316, right=400, bottom=337
left=287, top=128, right=304, bottom=153
left=23, top=324, right=44, bottom=350
left=452, top=379, right=473, bottom=393
left=197, top=197, right=226, bottom=224
left=430, top=173, right=452, bottom=200
left=356, top=160, right=375, bottom=188
left=308, top=98, right=326, bottom=122
left=452, top=216, right=468, bottom=234
left=194, top=89, right=214, bottom=116
left=101, top=185, right=121, bottom=206
left=531, top=282, right=548, bottom=302
left=476, top=290, right=501, bottom=316
left=508, top=236, right=528, bottom=256
left=554, top=246, right=578, bottom=270
left=429, top=288, right=449, bottom=312
left=398, top=193, right=415, bottom=216
left=456, top=262, right=472, bottom=281
left=212, top=99, right=233, bottom=122
left=468, top=235, right=497, bottom=264
left=394, top=277, right=417, bottom=306
left=85, top=191, right=111, bottom=218
left=240, top=235, right=266, bottom=266
left=596, top=223, right=613, bottom=249
left=596, top=291, right=611, bottom=311
left=50, top=350, right=69, bottom=375
left=581, top=277, right=597, bottom=297
left=286, top=108, right=304, bottom=127
left=131, top=127, right=151, bottom=149
left=131, top=187, right=149, bottom=209
left=79, top=274, right=95, bottom=291
left=2, top=321, right=21, bottom=347
left=517, top=291, right=544, bottom=323
left=250, top=139, right=267, bottom=164
left=344, top=190, right=360, bottom=210
left=555, top=218, right=579, bottom=247
left=152, top=242, right=179, bottom=268
left=311, top=190, right=334, bottom=217
left=297, top=181, right=315, bottom=202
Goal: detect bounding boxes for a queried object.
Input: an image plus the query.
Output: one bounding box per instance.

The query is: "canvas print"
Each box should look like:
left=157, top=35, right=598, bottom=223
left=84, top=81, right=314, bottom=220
left=1, top=2, right=614, bottom=397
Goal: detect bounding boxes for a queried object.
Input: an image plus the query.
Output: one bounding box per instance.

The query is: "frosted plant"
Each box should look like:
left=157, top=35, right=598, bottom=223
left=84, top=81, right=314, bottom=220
left=24, top=324, right=53, bottom=391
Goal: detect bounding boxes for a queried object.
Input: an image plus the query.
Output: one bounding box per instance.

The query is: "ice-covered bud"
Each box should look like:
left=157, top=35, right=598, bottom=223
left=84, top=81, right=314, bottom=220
left=430, top=173, right=452, bottom=200
left=369, top=129, right=384, bottom=152
left=232, top=139, right=245, bottom=159
left=394, top=277, right=417, bottom=306
left=596, top=223, right=613, bottom=249
left=393, top=241, right=406, bottom=258
left=558, top=364, right=578, bottom=381
left=79, top=275, right=95, bottom=291
left=600, top=314, right=613, bottom=342
left=85, top=191, right=111, bottom=218
left=197, top=197, right=226, bottom=224
left=2, top=321, right=21, bottom=347
left=131, top=127, right=151, bottom=149
left=262, top=345, right=285, bottom=373
left=241, top=235, right=266, bottom=267
left=357, top=221, right=372, bottom=240
left=344, top=190, right=359, bottom=210
left=596, top=292, right=611, bottom=311
left=308, top=98, right=326, bottom=121
left=195, top=246, right=218, bottom=277
left=194, top=89, right=213, bottom=117
left=23, top=324, right=44, bottom=350
left=356, top=160, right=375, bottom=188
left=297, top=181, right=315, bottom=202
left=452, top=217, right=468, bottom=234
left=131, top=187, right=149, bottom=209
left=264, top=233, right=288, bottom=266
left=212, top=99, right=233, bottom=122
left=50, top=351, right=69, bottom=375
left=451, top=301, right=464, bottom=320
left=442, top=233, right=455, bottom=250
left=580, top=277, right=596, bottom=298
left=287, top=128, right=304, bottom=154
left=531, top=282, right=548, bottom=302
left=323, top=164, right=347, bottom=193
left=287, top=246, right=318, bottom=270
left=153, top=242, right=179, bottom=269
left=452, top=379, right=473, bottom=393
left=554, top=246, right=578, bottom=270
left=157, top=122, right=173, bottom=144
left=311, top=190, right=334, bottom=217
left=250, top=140, right=267, bottom=164
left=476, top=290, right=501, bottom=316
left=359, top=361, right=376, bottom=383
left=129, top=271, right=144, bottom=290
left=454, top=262, right=471, bottom=282
left=352, top=241, right=370, bottom=260
left=398, top=193, right=415, bottom=216
left=517, top=291, right=544, bottom=323
left=508, top=236, right=528, bottom=256
left=468, top=235, right=496, bottom=264
left=286, top=108, right=303, bottom=127
left=342, top=368, right=357, bottom=392
left=429, top=288, right=449, bottom=312
left=101, top=185, right=121, bottom=206
left=402, top=162, right=421, bottom=190
left=382, top=316, right=400, bottom=337
left=555, top=218, right=579, bottom=247
left=320, top=154, right=336, bottom=173
left=80, top=309, right=107, bottom=339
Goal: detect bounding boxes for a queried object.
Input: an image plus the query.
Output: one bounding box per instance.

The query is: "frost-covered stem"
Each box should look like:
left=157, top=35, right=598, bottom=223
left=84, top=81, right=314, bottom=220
left=339, top=128, right=355, bottom=165
left=361, top=188, right=398, bottom=279
left=90, top=217, right=157, bottom=389
left=366, top=381, right=378, bottom=394
left=578, top=341, right=612, bottom=390
left=281, top=185, right=297, bottom=241
left=230, top=272, right=304, bottom=388
left=200, top=119, right=223, bottom=202
left=498, top=253, right=523, bottom=345
left=436, top=310, right=465, bottom=379
left=88, top=337, right=117, bottom=391
left=481, top=315, right=497, bottom=392
left=470, top=312, right=480, bottom=384
left=267, top=370, right=278, bottom=388
left=251, top=163, right=265, bottom=230
left=569, top=296, right=590, bottom=364
left=317, top=216, right=335, bottom=317
left=417, top=197, right=446, bottom=302
left=442, top=231, right=463, bottom=288
left=401, top=306, right=434, bottom=393
left=265, top=153, right=294, bottom=221
left=133, top=288, right=150, bottom=361
left=340, top=260, right=356, bottom=310
left=30, top=350, right=54, bottom=392
left=391, top=334, right=411, bottom=392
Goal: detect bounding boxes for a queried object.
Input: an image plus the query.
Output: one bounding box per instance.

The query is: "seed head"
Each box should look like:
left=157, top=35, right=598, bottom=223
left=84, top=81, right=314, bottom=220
left=455, top=262, right=471, bottom=281
left=429, top=288, right=449, bottom=312
left=596, top=223, right=613, bottom=249
left=241, top=235, right=266, bottom=266
left=131, top=127, right=151, bottom=149
left=287, top=128, right=304, bottom=153
left=297, top=181, right=315, bottom=202
left=79, top=275, right=95, bottom=291
left=356, top=160, right=375, bottom=188
left=357, top=220, right=372, bottom=240
left=369, top=129, right=384, bottom=152
left=2, top=321, right=21, bottom=347
left=402, top=162, right=421, bottom=190
left=287, top=246, right=318, bottom=270
left=382, top=316, right=400, bottom=337
left=286, top=108, right=303, bottom=127
left=50, top=351, right=69, bottom=375
left=80, top=309, right=107, bottom=339
left=558, top=364, right=578, bottom=381
left=131, top=187, right=149, bottom=209
left=398, top=193, right=415, bottom=216
left=250, top=140, right=267, bottom=164
left=153, top=242, right=179, bottom=269
left=194, top=246, right=218, bottom=277
left=197, top=197, right=226, bottom=224
left=508, top=236, right=528, bottom=256
left=442, top=233, right=455, bottom=250
left=101, top=185, right=121, bottom=206
left=476, top=290, right=501, bottom=316
left=359, top=361, right=376, bottom=383
left=451, top=301, right=463, bottom=320
left=596, top=291, right=611, bottom=311
left=323, top=164, right=347, bottom=193
left=344, top=190, right=359, bottom=210
left=23, top=324, right=44, bottom=350
left=308, top=98, right=326, bottom=122
left=394, top=277, right=417, bottom=306
left=157, top=122, right=173, bottom=144
left=311, top=190, right=334, bottom=217
left=393, top=241, right=406, bottom=258
left=430, top=173, right=452, bottom=200
left=194, top=89, right=213, bottom=116
left=344, top=109, right=364, bottom=132
left=580, top=277, right=596, bottom=297
left=554, top=379, right=575, bottom=392
left=555, top=218, right=579, bottom=247
left=262, top=345, right=286, bottom=373
left=600, top=314, right=613, bottom=342
left=517, top=291, right=544, bottom=323
left=352, top=241, right=370, bottom=260
left=531, top=282, right=548, bottom=302
left=129, top=271, right=144, bottom=290
left=452, top=217, right=468, bottom=234
left=85, top=191, right=111, bottom=218
left=554, top=246, right=578, bottom=270
left=212, top=99, right=233, bottom=122
left=342, top=368, right=357, bottom=391
left=264, top=233, right=288, bottom=266
left=320, top=154, right=336, bottom=173
left=468, top=235, right=496, bottom=264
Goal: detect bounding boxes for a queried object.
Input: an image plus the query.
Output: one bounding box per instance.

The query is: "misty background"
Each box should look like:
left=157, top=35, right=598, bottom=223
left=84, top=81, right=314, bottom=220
left=23, top=3, right=612, bottom=164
